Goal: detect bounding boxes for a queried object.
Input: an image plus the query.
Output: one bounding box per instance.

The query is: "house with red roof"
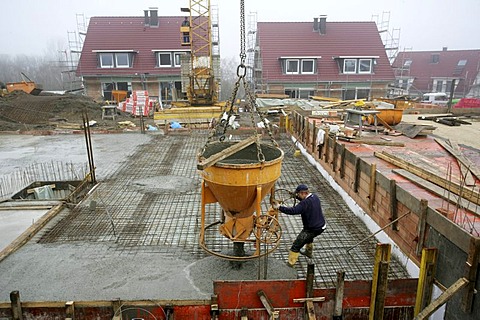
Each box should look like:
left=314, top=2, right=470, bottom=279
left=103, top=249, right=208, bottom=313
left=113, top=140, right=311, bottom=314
left=76, top=9, right=220, bottom=103
left=252, top=17, right=395, bottom=100
left=392, top=48, right=480, bottom=98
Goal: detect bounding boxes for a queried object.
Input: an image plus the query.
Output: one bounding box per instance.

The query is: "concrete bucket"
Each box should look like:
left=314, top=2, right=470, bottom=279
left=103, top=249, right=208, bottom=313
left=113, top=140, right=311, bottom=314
left=198, top=140, right=284, bottom=260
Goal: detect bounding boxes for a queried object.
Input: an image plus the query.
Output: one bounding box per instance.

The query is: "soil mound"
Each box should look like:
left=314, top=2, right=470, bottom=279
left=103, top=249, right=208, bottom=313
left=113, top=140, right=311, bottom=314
left=0, top=91, right=141, bottom=131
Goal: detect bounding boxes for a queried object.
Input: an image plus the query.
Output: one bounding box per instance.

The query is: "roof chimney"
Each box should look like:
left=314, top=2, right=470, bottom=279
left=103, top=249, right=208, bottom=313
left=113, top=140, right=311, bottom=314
left=144, top=10, right=150, bottom=26
left=149, top=7, right=159, bottom=27
left=319, top=15, right=327, bottom=35
left=313, top=17, right=319, bottom=31
left=442, top=47, right=448, bottom=51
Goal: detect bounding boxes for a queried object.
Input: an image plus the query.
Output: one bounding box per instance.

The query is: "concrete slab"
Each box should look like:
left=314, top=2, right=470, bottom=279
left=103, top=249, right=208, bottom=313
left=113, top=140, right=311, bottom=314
left=0, top=210, right=46, bottom=251
left=0, top=132, right=410, bottom=302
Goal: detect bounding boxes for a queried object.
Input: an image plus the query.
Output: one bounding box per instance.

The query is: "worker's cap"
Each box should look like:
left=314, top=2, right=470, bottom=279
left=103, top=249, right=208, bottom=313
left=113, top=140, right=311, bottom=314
left=295, top=184, right=309, bottom=193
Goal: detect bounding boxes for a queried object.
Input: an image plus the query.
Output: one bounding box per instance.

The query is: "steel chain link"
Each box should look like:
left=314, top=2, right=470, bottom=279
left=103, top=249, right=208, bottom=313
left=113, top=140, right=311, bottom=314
left=202, top=0, right=279, bottom=161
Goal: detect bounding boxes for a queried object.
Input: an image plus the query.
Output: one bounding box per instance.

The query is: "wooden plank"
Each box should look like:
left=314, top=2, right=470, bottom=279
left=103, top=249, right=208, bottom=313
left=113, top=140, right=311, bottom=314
left=369, top=244, right=391, bottom=320
left=448, top=139, right=480, bottom=181
left=414, top=248, right=438, bottom=316
left=369, top=163, right=377, bottom=210
left=389, top=179, right=398, bottom=230
left=350, top=139, right=405, bottom=147
left=393, top=123, right=436, bottom=138
left=376, top=114, right=394, bottom=131
left=293, top=297, right=326, bottom=303
left=415, top=199, right=429, bottom=256
left=435, top=138, right=477, bottom=184
left=354, top=157, right=361, bottom=193
left=65, top=301, right=74, bottom=320
left=393, top=169, right=480, bottom=216
left=340, top=144, right=346, bottom=179
left=375, top=151, right=480, bottom=206
left=373, top=261, right=389, bottom=320
left=10, top=291, right=23, bottom=320
left=257, top=290, right=278, bottom=318
left=462, top=238, right=480, bottom=312
left=333, top=271, right=345, bottom=319
left=414, top=278, right=469, bottom=320
left=197, top=135, right=259, bottom=170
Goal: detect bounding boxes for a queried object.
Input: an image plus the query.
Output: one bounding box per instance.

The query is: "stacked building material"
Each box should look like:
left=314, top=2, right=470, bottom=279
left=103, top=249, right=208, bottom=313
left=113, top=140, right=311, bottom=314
left=117, top=91, right=151, bottom=116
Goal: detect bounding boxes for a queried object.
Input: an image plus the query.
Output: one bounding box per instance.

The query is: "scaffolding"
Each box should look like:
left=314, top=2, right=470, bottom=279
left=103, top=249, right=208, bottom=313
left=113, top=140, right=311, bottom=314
left=371, top=12, right=400, bottom=65
left=246, top=11, right=257, bottom=90
left=60, top=13, right=88, bottom=93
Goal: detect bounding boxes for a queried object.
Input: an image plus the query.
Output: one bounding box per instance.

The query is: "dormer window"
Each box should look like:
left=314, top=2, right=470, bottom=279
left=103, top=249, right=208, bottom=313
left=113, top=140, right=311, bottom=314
left=301, top=59, right=315, bottom=74
left=158, top=53, right=172, bottom=67
left=100, top=53, right=114, bottom=68
left=286, top=59, right=299, bottom=74
left=335, top=56, right=378, bottom=74
left=359, top=59, right=372, bottom=73
left=431, top=54, right=440, bottom=63
left=280, top=56, right=320, bottom=75
left=93, top=50, right=136, bottom=68
left=153, top=50, right=189, bottom=68
left=343, top=59, right=357, bottom=73
left=115, top=53, right=130, bottom=68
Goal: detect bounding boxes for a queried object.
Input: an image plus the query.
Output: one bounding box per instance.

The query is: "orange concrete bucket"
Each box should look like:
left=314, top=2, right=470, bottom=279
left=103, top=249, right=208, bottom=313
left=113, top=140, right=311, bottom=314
left=200, top=142, right=283, bottom=218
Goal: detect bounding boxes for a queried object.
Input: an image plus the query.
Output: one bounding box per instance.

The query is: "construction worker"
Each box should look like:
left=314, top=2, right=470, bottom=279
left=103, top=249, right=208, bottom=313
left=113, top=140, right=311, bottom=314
left=274, top=184, right=326, bottom=267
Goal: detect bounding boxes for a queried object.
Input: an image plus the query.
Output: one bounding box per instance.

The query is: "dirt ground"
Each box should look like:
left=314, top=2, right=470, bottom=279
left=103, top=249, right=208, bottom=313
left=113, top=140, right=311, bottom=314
left=0, top=91, right=148, bottom=132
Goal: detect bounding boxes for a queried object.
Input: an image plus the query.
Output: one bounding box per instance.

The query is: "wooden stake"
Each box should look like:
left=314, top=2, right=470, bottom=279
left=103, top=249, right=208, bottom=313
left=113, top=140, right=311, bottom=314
left=333, top=271, right=345, bottom=319
left=340, top=144, right=346, bottom=179
left=415, top=199, right=428, bottom=256
left=389, top=179, right=398, bottom=230
left=414, top=248, right=438, bottom=316
left=369, top=164, right=377, bottom=210
left=463, top=237, right=480, bottom=312
left=354, top=157, right=361, bottom=193
left=10, top=291, right=23, bottom=320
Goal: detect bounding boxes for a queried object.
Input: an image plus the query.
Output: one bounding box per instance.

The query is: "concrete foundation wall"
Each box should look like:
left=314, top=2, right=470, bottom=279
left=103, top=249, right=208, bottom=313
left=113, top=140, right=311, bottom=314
left=289, top=111, right=480, bottom=320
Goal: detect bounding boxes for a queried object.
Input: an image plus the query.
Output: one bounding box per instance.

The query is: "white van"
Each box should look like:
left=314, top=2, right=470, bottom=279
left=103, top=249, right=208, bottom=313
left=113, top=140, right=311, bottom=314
left=421, top=93, right=448, bottom=106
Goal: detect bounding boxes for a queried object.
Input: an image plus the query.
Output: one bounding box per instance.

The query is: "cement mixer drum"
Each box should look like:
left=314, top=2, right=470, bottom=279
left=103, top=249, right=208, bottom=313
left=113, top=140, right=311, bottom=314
left=198, top=140, right=284, bottom=260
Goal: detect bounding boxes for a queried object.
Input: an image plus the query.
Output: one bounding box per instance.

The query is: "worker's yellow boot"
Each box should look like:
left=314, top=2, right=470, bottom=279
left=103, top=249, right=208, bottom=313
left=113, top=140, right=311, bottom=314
left=287, top=250, right=300, bottom=267
left=300, top=243, right=314, bottom=258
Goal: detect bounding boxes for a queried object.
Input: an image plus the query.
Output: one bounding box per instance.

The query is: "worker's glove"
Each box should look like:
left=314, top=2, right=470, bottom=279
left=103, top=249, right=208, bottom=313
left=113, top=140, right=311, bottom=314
left=272, top=201, right=281, bottom=210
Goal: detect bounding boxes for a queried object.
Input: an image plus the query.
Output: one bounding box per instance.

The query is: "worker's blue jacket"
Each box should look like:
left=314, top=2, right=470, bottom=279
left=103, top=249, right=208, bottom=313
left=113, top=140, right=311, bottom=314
left=279, top=193, right=326, bottom=232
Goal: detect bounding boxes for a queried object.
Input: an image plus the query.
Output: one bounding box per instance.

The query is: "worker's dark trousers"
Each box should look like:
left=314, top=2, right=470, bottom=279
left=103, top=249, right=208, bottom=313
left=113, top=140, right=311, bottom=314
left=291, top=228, right=325, bottom=252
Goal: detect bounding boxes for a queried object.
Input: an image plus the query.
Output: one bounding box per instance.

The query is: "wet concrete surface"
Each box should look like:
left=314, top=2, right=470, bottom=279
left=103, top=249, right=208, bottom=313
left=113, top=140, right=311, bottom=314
left=0, top=210, right=46, bottom=251
left=0, top=131, right=410, bottom=302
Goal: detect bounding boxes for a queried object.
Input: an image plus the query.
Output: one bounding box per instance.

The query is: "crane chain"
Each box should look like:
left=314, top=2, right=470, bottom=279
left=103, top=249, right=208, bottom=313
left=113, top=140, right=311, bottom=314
left=201, top=0, right=278, bottom=161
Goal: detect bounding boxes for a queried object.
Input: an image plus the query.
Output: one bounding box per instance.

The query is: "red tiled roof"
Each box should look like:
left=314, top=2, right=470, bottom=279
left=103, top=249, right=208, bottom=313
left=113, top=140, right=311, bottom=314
left=393, top=49, right=480, bottom=94
left=77, top=16, right=187, bottom=76
left=256, top=21, right=394, bottom=82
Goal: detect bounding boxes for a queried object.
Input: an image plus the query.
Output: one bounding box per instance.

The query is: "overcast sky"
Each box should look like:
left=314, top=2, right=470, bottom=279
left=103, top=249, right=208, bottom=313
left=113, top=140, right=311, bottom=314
left=1, top=0, right=479, bottom=60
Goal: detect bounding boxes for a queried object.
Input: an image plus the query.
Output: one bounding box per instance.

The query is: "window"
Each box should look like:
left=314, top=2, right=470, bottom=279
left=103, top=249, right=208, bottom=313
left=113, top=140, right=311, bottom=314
left=102, top=82, right=132, bottom=100
left=431, top=54, right=440, bottom=63
left=99, top=53, right=114, bottom=68
left=343, top=59, right=357, bottom=73
left=358, top=59, right=372, bottom=73
left=301, top=59, right=314, bottom=74
left=453, top=59, right=467, bottom=75
left=286, top=59, right=299, bottom=74
left=98, top=52, right=133, bottom=68
left=174, top=52, right=185, bottom=67
left=115, top=53, right=130, bottom=68
left=403, top=59, right=412, bottom=68
left=436, top=80, right=443, bottom=92
left=158, top=53, right=172, bottom=67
